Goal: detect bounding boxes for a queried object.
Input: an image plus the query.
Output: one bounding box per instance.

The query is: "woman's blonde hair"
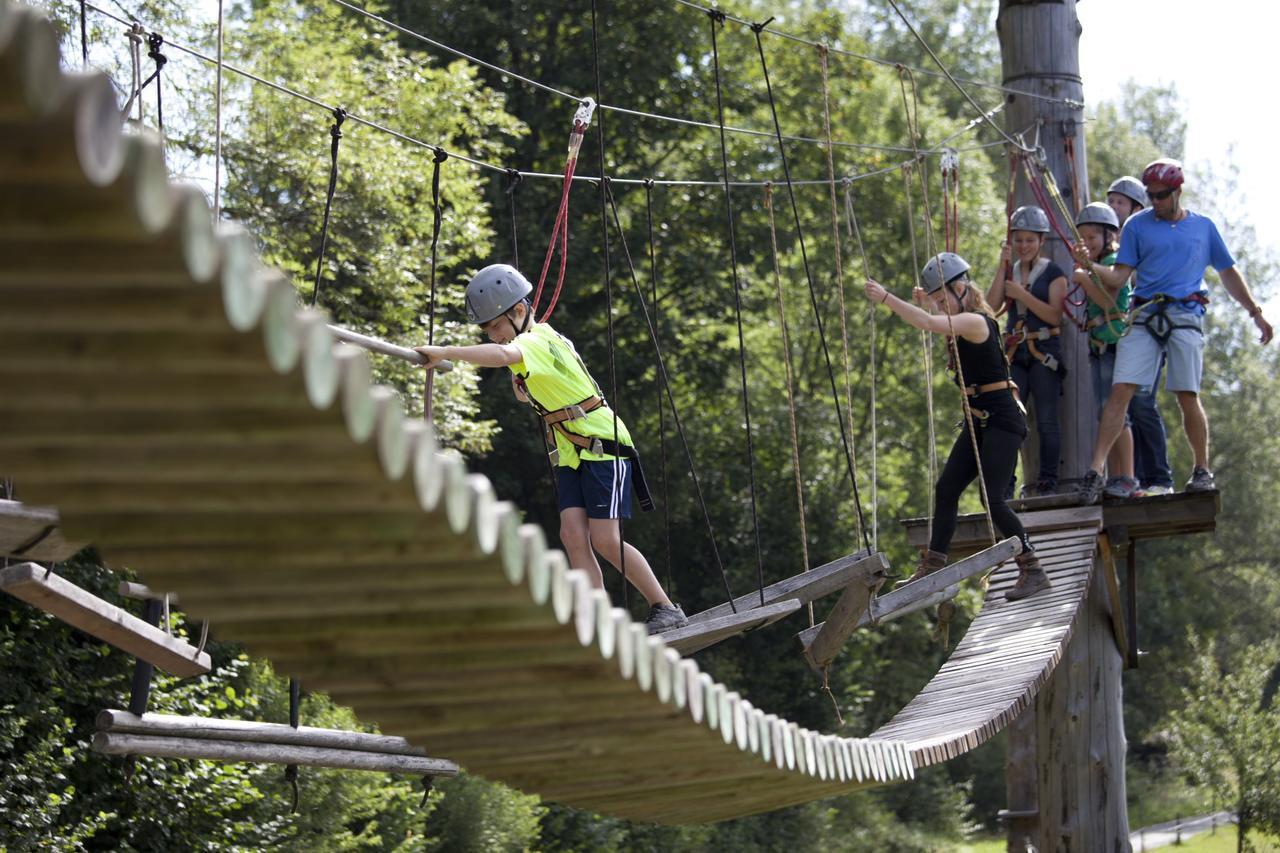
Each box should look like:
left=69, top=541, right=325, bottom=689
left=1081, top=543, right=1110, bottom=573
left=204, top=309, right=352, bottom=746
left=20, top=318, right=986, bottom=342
left=946, top=278, right=997, bottom=320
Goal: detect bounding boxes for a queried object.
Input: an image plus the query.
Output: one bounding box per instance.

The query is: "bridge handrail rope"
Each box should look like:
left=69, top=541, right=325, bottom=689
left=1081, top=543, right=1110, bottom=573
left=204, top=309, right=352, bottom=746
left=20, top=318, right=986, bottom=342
left=897, top=65, right=997, bottom=548
left=308, top=106, right=346, bottom=309
left=81, top=2, right=1017, bottom=192
left=603, top=181, right=738, bottom=612
left=672, top=0, right=1084, bottom=111
left=588, top=0, right=629, bottom=606
left=817, top=45, right=860, bottom=556
left=841, top=180, right=880, bottom=552
left=707, top=10, right=767, bottom=606
left=330, top=0, right=1008, bottom=156
left=423, top=146, right=448, bottom=423
left=763, top=184, right=813, bottom=626
left=643, top=182, right=676, bottom=597
left=900, top=166, right=938, bottom=548
left=751, top=19, right=872, bottom=556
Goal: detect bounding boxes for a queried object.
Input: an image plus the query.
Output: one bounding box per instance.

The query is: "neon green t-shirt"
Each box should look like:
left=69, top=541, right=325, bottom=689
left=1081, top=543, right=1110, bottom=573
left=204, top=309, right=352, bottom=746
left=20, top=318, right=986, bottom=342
left=1085, top=251, right=1131, bottom=346
left=510, top=323, right=633, bottom=468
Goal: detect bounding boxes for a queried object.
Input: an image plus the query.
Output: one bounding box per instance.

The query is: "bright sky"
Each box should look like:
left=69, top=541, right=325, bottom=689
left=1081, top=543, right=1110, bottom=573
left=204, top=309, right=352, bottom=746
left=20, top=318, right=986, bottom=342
left=1075, top=0, right=1276, bottom=252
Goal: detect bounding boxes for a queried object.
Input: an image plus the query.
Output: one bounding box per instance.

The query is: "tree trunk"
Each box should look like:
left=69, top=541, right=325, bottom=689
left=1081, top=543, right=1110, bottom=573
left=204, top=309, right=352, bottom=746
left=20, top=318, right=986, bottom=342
left=997, top=0, right=1095, bottom=487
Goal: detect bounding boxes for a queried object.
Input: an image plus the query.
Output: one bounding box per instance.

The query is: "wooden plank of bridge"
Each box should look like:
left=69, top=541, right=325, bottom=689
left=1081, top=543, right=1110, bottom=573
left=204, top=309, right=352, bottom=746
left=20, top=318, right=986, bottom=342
left=901, top=506, right=1100, bottom=553
left=0, top=563, right=210, bottom=677
left=663, top=598, right=802, bottom=656
left=795, top=538, right=1022, bottom=652
left=0, top=498, right=85, bottom=561
left=801, top=568, right=884, bottom=671
left=686, top=550, right=886, bottom=625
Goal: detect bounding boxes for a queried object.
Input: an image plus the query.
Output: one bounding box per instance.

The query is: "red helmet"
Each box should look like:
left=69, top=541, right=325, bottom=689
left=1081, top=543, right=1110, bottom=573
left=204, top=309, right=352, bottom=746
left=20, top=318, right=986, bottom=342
left=1142, top=158, right=1184, bottom=191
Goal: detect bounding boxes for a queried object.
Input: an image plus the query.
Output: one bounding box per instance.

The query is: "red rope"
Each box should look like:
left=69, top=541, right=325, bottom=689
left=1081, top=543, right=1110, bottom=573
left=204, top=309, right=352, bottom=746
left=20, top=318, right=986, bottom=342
left=531, top=103, right=596, bottom=322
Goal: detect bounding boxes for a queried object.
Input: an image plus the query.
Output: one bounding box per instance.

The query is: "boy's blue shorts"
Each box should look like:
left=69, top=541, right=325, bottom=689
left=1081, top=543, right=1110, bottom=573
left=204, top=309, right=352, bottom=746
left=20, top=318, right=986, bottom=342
left=557, top=459, right=633, bottom=519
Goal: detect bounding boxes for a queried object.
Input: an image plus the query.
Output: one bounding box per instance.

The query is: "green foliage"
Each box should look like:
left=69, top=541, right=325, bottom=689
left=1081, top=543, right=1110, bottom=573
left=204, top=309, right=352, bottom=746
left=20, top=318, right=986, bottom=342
left=1164, top=632, right=1280, bottom=848
left=424, top=772, right=542, bottom=852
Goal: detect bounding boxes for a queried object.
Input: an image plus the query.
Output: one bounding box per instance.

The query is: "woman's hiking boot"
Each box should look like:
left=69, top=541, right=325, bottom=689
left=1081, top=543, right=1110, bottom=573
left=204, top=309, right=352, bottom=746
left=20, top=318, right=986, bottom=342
left=1005, top=550, right=1051, bottom=601
left=902, top=550, right=948, bottom=587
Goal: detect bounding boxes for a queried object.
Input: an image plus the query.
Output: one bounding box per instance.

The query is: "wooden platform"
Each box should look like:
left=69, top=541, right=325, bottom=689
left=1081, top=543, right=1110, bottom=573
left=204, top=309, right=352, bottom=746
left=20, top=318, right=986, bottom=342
left=872, top=509, right=1103, bottom=764
left=0, top=562, right=210, bottom=677
left=900, top=490, right=1218, bottom=555
left=0, top=8, right=1108, bottom=824
left=0, top=498, right=86, bottom=561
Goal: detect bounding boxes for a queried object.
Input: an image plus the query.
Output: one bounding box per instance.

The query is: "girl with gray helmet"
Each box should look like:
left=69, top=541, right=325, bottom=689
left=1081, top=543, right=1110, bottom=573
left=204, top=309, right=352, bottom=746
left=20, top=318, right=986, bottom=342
left=416, top=263, right=689, bottom=635
left=864, top=255, right=1049, bottom=602
left=1073, top=202, right=1140, bottom=498
left=986, top=204, right=1068, bottom=498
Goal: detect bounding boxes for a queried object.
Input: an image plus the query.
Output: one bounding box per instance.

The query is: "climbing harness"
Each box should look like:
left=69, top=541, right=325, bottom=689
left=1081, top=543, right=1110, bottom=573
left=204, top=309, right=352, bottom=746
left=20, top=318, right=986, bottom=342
left=530, top=97, right=596, bottom=323
left=1003, top=256, right=1063, bottom=373
left=1130, top=293, right=1209, bottom=345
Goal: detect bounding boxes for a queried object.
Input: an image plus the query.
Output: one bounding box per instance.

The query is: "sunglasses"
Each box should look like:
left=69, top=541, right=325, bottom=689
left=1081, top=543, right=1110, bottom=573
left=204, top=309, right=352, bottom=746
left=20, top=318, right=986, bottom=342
left=1145, top=187, right=1177, bottom=201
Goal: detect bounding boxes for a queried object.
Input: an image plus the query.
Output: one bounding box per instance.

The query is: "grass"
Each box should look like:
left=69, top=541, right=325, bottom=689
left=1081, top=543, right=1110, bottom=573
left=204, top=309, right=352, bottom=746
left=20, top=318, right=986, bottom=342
left=960, top=827, right=1280, bottom=853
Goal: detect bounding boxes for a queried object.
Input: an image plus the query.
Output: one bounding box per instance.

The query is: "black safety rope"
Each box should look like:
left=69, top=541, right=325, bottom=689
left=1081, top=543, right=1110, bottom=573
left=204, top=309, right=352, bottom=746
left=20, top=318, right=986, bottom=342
left=605, top=180, right=736, bottom=611
left=145, top=32, right=166, bottom=134
left=504, top=168, right=522, bottom=269
left=80, top=0, right=88, bottom=66
left=643, top=180, right=674, bottom=596
left=310, top=107, right=346, bottom=308
left=751, top=21, right=872, bottom=555
left=423, top=146, right=447, bottom=423
left=708, top=9, right=767, bottom=606
left=285, top=677, right=300, bottom=813
left=589, top=0, right=627, bottom=606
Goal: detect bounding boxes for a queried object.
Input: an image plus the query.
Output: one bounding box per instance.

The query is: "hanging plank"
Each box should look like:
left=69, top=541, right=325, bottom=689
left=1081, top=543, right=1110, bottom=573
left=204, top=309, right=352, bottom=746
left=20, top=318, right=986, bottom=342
left=901, top=507, right=1100, bottom=553
left=796, top=538, right=1023, bottom=652
left=0, top=562, right=209, bottom=677
left=686, top=550, right=887, bottom=626
left=93, top=731, right=457, bottom=776
left=96, top=709, right=454, bottom=761
left=0, top=498, right=85, bottom=561
left=662, top=598, right=802, bottom=656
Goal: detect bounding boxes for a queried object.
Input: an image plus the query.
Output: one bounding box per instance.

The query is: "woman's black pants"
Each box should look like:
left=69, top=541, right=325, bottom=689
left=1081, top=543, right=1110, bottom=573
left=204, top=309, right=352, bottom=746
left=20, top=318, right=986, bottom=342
left=928, top=423, right=1032, bottom=555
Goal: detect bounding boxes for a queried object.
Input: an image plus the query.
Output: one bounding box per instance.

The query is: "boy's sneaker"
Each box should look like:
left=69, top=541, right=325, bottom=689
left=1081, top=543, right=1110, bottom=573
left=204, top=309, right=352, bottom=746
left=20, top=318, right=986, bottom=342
left=1185, top=467, right=1216, bottom=493
left=1103, top=475, right=1140, bottom=499
left=1077, top=469, right=1105, bottom=504
left=1137, top=484, right=1174, bottom=497
left=645, top=603, right=689, bottom=635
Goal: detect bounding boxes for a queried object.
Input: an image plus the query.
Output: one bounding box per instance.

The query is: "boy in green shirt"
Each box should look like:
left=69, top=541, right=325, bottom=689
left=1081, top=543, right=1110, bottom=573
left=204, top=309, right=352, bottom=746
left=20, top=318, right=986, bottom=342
left=415, top=264, right=688, bottom=634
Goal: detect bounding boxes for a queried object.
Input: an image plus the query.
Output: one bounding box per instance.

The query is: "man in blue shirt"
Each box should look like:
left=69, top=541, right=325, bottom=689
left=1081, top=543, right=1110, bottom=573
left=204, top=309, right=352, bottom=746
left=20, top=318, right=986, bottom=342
left=1074, top=158, right=1273, bottom=502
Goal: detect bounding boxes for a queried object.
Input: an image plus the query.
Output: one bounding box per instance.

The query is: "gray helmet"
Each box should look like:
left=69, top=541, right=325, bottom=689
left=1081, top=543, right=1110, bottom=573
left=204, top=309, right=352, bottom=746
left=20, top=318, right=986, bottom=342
left=1075, top=201, right=1119, bottom=230
left=921, top=252, right=971, bottom=294
left=1107, top=175, right=1146, bottom=208
left=1010, top=205, right=1051, bottom=234
left=464, top=264, right=533, bottom=324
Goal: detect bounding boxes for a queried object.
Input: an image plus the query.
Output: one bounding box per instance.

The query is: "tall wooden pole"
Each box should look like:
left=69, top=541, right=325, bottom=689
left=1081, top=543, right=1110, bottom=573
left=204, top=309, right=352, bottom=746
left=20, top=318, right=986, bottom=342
left=997, top=3, right=1130, bottom=850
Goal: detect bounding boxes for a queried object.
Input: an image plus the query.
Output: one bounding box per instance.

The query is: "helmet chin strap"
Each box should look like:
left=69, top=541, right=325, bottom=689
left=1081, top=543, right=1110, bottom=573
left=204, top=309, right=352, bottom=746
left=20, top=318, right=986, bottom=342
left=507, top=299, right=532, bottom=338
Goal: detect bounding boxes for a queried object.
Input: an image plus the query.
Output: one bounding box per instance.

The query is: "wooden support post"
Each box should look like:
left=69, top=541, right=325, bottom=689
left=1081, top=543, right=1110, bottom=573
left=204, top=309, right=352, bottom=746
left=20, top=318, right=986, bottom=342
left=800, top=571, right=884, bottom=671
left=1096, top=534, right=1130, bottom=666
left=1126, top=540, right=1139, bottom=670
left=128, top=598, right=163, bottom=716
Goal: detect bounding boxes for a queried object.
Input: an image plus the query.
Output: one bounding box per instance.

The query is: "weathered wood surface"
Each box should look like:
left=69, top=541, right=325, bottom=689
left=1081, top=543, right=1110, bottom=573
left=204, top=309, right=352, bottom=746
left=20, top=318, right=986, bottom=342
left=800, top=570, right=882, bottom=671
left=92, top=731, right=457, bottom=775
left=0, top=563, right=210, bottom=677
left=0, top=498, right=85, bottom=561
left=901, top=491, right=1218, bottom=554
left=96, top=709, right=445, bottom=758
left=685, top=550, right=884, bottom=625
left=0, top=10, right=922, bottom=824
left=870, top=511, right=1101, bottom=765
left=0, top=7, right=1121, bottom=824
left=795, top=537, right=1021, bottom=651
left=664, top=598, right=802, bottom=656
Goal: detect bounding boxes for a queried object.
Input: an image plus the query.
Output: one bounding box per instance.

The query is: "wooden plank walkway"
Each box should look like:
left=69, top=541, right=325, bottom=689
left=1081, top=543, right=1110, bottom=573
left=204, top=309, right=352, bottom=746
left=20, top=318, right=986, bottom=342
left=0, top=499, right=86, bottom=561
left=0, top=5, right=1105, bottom=824
left=871, top=513, right=1102, bottom=765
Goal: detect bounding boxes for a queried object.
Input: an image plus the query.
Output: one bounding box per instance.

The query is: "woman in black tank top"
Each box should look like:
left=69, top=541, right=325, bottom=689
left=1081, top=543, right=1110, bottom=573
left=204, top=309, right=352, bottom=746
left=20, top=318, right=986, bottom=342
left=864, top=252, right=1050, bottom=602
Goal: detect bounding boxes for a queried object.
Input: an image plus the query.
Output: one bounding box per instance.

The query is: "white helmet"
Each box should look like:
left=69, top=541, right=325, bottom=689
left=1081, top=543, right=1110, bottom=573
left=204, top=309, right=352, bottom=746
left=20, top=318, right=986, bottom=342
left=1010, top=205, right=1051, bottom=234
left=921, top=252, right=971, bottom=294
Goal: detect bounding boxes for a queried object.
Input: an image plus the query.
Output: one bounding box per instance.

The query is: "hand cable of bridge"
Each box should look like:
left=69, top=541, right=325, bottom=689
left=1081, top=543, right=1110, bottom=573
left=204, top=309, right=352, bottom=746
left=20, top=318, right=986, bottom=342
left=900, top=166, right=937, bottom=548
left=423, top=146, right=447, bottom=424
left=671, top=0, right=1083, bottom=110
left=308, top=107, right=346, bottom=308
left=817, top=45, right=860, bottom=556
left=707, top=10, right=767, bottom=606
left=588, top=0, right=629, bottom=607
left=328, top=0, right=954, bottom=157
left=643, top=181, right=676, bottom=598
left=604, top=180, right=737, bottom=612
left=898, top=66, right=996, bottom=548
left=750, top=18, right=872, bottom=555
left=763, top=184, right=813, bottom=627
left=841, top=180, right=879, bottom=552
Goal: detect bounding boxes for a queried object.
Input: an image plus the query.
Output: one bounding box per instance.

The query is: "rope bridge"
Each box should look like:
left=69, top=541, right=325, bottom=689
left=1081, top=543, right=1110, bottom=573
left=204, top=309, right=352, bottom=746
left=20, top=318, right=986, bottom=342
left=1, top=3, right=1105, bottom=824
